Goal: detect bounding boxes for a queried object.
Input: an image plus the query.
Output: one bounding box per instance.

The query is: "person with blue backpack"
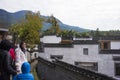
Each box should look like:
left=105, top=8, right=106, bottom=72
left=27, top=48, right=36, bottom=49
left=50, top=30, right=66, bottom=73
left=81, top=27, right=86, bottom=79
left=13, top=62, right=34, bottom=80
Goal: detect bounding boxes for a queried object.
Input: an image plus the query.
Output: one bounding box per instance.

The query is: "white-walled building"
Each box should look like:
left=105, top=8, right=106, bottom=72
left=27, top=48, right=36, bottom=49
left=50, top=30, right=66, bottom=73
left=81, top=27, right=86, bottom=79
left=39, top=35, right=120, bottom=79
left=40, top=35, right=61, bottom=43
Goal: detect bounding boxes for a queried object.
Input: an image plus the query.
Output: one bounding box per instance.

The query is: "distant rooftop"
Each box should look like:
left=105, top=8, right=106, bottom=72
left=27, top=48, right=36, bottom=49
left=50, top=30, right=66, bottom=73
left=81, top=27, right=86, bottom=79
left=99, top=50, right=120, bottom=54
left=73, top=40, right=98, bottom=44
left=44, top=43, right=73, bottom=48
left=0, top=28, right=8, bottom=31
left=93, top=36, right=120, bottom=40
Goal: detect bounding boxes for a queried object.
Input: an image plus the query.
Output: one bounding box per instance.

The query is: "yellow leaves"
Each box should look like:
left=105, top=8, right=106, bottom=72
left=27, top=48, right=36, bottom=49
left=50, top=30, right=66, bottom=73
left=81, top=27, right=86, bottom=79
left=9, top=11, right=43, bottom=44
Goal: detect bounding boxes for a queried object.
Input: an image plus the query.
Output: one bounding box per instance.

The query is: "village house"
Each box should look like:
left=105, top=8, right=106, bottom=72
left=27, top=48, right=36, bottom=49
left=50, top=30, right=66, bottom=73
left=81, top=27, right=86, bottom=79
left=39, top=35, right=120, bottom=79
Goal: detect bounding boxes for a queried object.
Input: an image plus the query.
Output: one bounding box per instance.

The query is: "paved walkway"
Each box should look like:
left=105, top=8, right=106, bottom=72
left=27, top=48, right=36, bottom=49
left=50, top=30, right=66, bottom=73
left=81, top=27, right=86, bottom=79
left=30, top=59, right=38, bottom=70
left=30, top=59, right=39, bottom=80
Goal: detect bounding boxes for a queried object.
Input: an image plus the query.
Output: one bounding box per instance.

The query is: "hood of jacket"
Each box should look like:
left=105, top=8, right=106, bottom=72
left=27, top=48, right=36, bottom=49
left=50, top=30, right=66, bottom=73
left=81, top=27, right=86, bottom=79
left=21, top=62, right=30, bottom=74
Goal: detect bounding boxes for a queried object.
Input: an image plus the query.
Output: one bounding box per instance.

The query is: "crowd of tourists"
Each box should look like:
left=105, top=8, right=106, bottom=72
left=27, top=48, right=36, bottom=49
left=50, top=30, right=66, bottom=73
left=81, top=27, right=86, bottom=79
left=0, top=39, right=34, bottom=80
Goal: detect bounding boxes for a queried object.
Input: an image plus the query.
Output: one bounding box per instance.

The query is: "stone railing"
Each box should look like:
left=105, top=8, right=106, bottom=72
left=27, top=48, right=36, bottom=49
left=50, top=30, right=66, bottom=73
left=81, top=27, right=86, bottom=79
left=37, top=57, right=116, bottom=80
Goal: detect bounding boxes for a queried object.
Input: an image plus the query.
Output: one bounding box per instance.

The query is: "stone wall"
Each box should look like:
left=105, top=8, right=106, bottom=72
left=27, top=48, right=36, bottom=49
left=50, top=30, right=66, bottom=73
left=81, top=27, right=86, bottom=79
left=37, top=57, right=116, bottom=80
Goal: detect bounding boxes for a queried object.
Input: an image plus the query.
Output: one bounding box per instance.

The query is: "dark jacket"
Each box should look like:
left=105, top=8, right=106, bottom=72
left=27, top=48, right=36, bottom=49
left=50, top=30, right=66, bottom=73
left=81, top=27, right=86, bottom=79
left=0, top=49, right=17, bottom=80
left=13, top=62, right=34, bottom=80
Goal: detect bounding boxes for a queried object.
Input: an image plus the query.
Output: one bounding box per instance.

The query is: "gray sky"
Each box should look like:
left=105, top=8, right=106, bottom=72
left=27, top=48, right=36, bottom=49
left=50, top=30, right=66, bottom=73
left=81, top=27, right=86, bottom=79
left=0, top=0, right=120, bottom=31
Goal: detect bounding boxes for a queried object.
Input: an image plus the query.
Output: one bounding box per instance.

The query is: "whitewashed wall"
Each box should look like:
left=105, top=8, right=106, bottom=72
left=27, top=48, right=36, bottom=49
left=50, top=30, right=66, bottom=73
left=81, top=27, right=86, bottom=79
left=98, top=55, right=114, bottom=76
left=111, top=41, right=120, bottom=49
left=38, top=44, right=118, bottom=78
left=40, top=44, right=99, bottom=63
left=39, top=36, right=120, bottom=79
left=40, top=35, right=61, bottom=43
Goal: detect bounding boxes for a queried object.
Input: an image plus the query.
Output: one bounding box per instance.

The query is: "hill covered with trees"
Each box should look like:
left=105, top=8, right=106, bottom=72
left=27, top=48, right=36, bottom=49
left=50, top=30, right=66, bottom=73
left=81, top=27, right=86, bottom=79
left=0, top=9, right=89, bottom=32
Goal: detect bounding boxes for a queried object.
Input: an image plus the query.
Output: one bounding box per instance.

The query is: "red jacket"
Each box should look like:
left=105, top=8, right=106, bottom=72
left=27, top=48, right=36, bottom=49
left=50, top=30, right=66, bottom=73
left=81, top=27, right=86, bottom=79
left=9, top=48, right=15, bottom=60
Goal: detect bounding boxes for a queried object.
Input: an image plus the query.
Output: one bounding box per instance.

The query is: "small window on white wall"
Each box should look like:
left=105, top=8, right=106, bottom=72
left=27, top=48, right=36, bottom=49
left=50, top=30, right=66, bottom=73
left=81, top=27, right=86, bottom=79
left=83, top=48, right=88, bottom=55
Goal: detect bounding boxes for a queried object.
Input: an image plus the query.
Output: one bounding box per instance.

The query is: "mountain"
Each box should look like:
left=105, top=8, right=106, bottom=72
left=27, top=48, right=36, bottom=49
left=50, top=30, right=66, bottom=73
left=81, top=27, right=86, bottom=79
left=0, top=9, right=31, bottom=28
left=0, top=9, right=12, bottom=28
left=0, top=9, right=90, bottom=32
left=41, top=15, right=90, bottom=32
left=10, top=10, right=29, bottom=24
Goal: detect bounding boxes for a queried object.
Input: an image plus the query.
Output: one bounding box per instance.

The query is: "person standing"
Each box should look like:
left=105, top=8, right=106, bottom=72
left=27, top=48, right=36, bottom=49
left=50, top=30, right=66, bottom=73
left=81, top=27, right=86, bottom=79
left=15, top=41, right=28, bottom=74
left=0, top=39, right=17, bottom=80
left=9, top=42, right=18, bottom=79
left=9, top=42, right=17, bottom=62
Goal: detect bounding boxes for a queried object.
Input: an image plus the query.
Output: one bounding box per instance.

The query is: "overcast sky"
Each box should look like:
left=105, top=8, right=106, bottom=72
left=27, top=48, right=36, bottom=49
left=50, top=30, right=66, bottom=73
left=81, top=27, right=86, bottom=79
left=0, top=0, right=120, bottom=31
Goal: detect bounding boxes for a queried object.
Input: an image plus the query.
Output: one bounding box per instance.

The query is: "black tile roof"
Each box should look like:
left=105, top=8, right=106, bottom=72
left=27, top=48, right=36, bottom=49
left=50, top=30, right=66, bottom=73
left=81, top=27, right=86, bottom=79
left=44, top=43, right=73, bottom=48
left=99, top=50, right=120, bottom=54
left=73, top=40, right=98, bottom=44
left=113, top=56, right=120, bottom=61
left=93, top=36, right=120, bottom=40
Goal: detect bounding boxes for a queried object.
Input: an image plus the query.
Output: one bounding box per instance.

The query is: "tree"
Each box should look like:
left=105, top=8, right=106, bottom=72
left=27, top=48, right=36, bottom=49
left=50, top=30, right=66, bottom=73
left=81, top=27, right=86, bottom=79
left=46, top=15, right=60, bottom=35
left=9, top=11, right=43, bottom=45
left=95, top=28, right=100, bottom=36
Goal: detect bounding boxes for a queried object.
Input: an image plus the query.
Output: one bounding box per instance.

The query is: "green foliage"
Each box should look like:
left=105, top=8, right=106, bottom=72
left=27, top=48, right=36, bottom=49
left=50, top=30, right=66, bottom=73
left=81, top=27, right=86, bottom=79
left=57, top=28, right=120, bottom=38
left=89, top=29, right=120, bottom=37
left=80, top=32, right=90, bottom=37
left=44, top=15, right=60, bottom=35
left=9, top=11, right=43, bottom=45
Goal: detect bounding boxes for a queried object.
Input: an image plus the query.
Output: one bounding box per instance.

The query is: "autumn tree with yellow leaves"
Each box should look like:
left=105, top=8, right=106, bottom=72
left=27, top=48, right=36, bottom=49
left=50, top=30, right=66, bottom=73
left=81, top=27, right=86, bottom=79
left=9, top=11, right=43, bottom=45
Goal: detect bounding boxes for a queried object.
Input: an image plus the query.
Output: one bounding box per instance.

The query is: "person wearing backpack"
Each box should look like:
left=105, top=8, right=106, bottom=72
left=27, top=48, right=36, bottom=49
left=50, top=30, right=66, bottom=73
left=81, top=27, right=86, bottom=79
left=0, top=39, right=17, bottom=80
